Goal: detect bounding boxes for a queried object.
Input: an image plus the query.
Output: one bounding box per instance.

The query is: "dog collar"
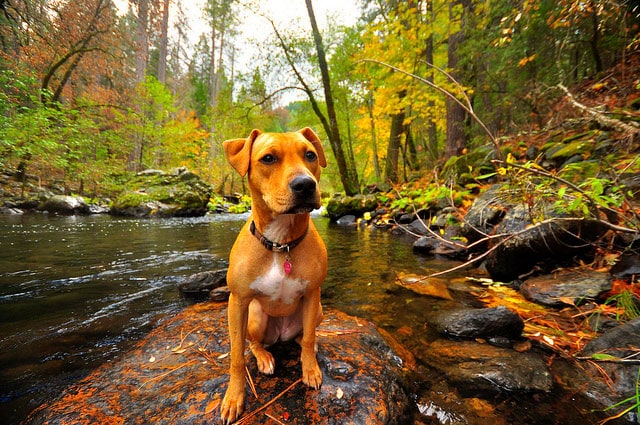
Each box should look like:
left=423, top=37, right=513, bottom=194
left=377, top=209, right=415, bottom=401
left=249, top=221, right=308, bottom=253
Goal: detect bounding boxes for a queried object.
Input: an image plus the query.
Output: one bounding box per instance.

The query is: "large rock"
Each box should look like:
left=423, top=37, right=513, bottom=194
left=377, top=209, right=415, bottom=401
left=38, top=195, right=90, bottom=215
left=520, top=270, right=613, bottom=307
left=326, top=194, right=378, bottom=221
left=460, top=184, right=507, bottom=244
left=110, top=169, right=213, bottom=218
left=429, top=306, right=524, bottom=339
left=460, top=183, right=610, bottom=281
left=483, top=204, right=606, bottom=281
left=26, top=303, right=416, bottom=424
left=178, top=269, right=228, bottom=301
left=423, top=339, right=553, bottom=393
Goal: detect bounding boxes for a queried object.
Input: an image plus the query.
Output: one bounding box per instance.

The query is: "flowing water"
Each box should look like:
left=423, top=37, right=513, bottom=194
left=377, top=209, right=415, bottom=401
left=0, top=213, right=602, bottom=424
left=0, top=213, right=459, bottom=424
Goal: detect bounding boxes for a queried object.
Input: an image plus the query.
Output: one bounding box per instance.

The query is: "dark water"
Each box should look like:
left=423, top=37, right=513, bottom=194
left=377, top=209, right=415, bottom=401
left=0, top=213, right=458, bottom=424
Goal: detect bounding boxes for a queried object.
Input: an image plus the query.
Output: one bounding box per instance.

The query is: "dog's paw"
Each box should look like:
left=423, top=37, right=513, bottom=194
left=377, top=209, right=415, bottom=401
left=301, top=360, right=323, bottom=389
left=251, top=345, right=275, bottom=375
left=220, top=386, right=244, bottom=424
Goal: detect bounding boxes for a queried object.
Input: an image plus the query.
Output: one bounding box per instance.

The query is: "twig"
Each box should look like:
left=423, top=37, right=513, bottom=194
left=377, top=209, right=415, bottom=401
left=137, top=360, right=197, bottom=390
left=234, top=378, right=303, bottom=425
left=245, top=366, right=258, bottom=399
left=427, top=233, right=516, bottom=278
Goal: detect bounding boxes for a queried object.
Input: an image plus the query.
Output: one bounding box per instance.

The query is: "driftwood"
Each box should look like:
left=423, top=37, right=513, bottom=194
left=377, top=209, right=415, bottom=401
left=557, top=83, right=640, bottom=143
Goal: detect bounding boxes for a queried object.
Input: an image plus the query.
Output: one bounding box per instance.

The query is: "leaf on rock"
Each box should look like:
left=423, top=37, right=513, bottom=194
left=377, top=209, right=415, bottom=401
left=395, top=273, right=453, bottom=300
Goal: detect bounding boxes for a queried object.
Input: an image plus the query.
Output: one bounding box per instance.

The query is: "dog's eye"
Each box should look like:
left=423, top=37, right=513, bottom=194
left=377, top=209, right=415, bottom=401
left=305, top=151, right=317, bottom=162
left=260, top=154, right=277, bottom=164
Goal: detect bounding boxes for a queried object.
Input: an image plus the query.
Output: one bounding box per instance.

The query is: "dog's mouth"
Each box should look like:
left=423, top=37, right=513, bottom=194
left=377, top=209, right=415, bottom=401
left=284, top=201, right=320, bottom=214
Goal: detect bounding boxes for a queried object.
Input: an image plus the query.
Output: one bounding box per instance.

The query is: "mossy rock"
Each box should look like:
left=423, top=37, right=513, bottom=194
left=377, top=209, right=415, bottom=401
left=110, top=169, right=213, bottom=218
left=326, top=194, right=378, bottom=220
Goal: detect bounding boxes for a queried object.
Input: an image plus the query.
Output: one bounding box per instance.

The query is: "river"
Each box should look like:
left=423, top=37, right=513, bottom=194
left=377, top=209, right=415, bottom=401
left=1, top=213, right=461, bottom=424
left=0, top=213, right=610, bottom=424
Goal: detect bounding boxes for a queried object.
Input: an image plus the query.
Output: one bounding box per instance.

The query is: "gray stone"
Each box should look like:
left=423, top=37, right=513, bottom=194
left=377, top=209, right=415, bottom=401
left=38, top=195, right=90, bottom=215
left=520, top=270, right=612, bottom=307
left=429, top=306, right=524, bottom=339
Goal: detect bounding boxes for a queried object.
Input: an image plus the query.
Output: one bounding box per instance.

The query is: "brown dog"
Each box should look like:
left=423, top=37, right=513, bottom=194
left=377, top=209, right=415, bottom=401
left=220, top=128, right=328, bottom=423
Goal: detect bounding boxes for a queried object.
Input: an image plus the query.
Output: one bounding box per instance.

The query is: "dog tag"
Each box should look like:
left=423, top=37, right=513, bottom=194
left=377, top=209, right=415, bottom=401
left=283, top=259, right=292, bottom=275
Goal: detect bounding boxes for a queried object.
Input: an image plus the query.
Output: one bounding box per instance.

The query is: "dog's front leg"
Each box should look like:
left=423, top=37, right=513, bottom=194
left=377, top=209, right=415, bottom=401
left=221, top=293, right=249, bottom=424
left=299, top=287, right=323, bottom=389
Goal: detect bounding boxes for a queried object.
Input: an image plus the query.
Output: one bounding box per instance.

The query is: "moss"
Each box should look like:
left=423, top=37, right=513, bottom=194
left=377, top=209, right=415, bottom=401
left=111, top=170, right=213, bottom=217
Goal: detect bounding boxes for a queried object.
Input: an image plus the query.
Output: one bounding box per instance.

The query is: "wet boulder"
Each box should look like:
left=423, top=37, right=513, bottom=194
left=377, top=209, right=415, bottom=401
left=423, top=339, right=553, bottom=393
left=27, top=303, right=416, bottom=425
left=178, top=269, right=228, bottom=301
left=38, top=195, right=90, bottom=215
left=552, top=318, right=640, bottom=417
left=483, top=204, right=607, bottom=281
left=460, top=184, right=508, bottom=244
left=429, top=306, right=524, bottom=340
left=520, top=270, right=613, bottom=307
left=110, top=169, right=213, bottom=218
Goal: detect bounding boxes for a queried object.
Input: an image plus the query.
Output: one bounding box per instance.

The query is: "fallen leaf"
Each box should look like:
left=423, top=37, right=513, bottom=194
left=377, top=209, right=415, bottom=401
left=336, top=388, right=344, bottom=399
left=149, top=356, right=156, bottom=363
left=395, top=273, right=453, bottom=300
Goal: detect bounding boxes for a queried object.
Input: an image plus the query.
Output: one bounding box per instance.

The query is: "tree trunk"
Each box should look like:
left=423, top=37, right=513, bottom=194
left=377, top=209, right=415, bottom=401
left=135, top=0, right=149, bottom=83
left=424, top=0, right=438, bottom=162
left=304, top=0, right=359, bottom=195
left=386, top=90, right=406, bottom=184
left=157, top=0, right=169, bottom=84
left=366, top=93, right=381, bottom=182
left=589, top=1, right=603, bottom=73
left=445, top=1, right=467, bottom=159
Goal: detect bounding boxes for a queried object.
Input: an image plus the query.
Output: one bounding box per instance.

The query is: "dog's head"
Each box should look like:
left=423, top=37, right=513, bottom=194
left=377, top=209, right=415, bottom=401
left=223, top=128, right=327, bottom=215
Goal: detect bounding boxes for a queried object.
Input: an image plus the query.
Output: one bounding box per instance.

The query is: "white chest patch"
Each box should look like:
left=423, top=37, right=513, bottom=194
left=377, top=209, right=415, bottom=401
left=250, top=255, right=308, bottom=304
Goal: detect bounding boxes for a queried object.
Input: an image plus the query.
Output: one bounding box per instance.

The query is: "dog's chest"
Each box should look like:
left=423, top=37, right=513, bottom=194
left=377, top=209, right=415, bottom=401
left=250, top=256, right=308, bottom=304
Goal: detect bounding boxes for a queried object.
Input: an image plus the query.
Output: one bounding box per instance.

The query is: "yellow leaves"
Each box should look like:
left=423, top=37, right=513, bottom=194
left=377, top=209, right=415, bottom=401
left=474, top=283, right=599, bottom=356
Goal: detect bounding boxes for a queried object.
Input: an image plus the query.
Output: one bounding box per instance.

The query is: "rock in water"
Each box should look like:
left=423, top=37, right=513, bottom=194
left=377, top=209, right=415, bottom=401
left=38, top=195, right=90, bottom=215
left=110, top=169, right=213, bottom=218
left=429, top=306, right=524, bottom=339
left=26, top=303, right=416, bottom=425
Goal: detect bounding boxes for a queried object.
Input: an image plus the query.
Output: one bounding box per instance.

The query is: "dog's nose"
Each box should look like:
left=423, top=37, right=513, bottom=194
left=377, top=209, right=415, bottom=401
left=290, top=175, right=316, bottom=196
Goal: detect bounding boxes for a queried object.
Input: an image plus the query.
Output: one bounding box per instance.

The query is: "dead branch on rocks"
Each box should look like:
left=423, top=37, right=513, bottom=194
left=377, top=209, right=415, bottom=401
left=556, top=83, right=640, bottom=143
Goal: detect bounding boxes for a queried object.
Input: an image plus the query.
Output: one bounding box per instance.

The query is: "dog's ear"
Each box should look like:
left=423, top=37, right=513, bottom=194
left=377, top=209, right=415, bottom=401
left=223, top=129, right=262, bottom=177
left=298, top=127, right=327, bottom=168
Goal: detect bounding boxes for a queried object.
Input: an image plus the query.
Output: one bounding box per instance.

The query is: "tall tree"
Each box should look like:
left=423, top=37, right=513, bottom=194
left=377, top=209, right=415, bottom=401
left=134, top=0, right=149, bottom=83
left=304, top=0, right=359, bottom=195
left=205, top=0, right=235, bottom=111
left=444, top=0, right=470, bottom=159
left=157, top=0, right=169, bottom=84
